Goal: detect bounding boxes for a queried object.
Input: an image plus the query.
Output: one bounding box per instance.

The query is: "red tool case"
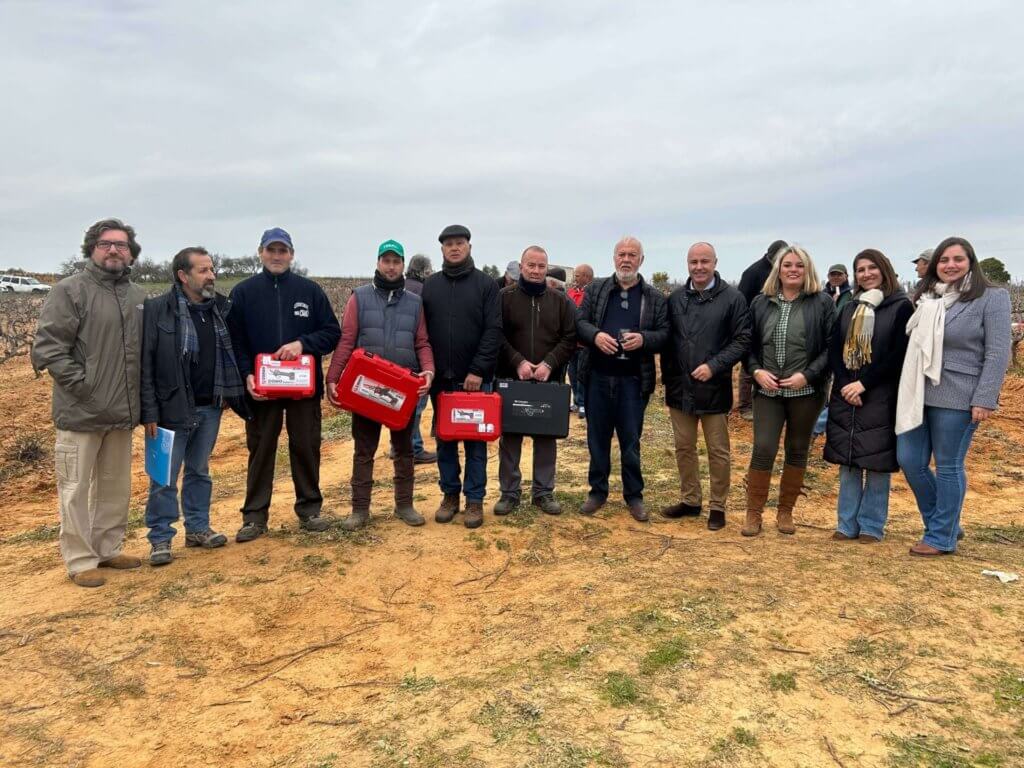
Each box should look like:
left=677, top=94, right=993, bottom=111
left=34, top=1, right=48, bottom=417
left=253, top=354, right=316, bottom=399
left=335, top=349, right=421, bottom=430
left=436, top=391, right=502, bottom=442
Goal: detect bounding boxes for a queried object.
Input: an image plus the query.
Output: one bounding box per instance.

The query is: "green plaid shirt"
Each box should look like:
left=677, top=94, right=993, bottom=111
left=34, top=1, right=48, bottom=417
left=760, top=293, right=815, bottom=398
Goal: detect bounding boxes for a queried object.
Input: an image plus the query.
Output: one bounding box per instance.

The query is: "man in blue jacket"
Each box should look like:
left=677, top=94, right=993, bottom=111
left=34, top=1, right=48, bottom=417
left=227, top=228, right=341, bottom=542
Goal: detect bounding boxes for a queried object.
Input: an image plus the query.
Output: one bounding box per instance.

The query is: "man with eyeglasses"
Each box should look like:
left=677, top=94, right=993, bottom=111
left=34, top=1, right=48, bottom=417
left=575, top=236, right=669, bottom=521
left=226, top=228, right=341, bottom=542
left=32, top=219, right=148, bottom=587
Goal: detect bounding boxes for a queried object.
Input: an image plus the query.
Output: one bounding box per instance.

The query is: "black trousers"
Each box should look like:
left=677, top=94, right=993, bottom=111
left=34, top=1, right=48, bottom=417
left=351, top=412, right=414, bottom=510
left=241, top=397, right=323, bottom=524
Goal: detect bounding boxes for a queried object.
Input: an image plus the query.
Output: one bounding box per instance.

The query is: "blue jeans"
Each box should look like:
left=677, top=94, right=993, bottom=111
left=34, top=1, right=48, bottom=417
left=436, top=438, right=488, bottom=502
left=813, top=406, right=828, bottom=436
left=568, top=351, right=585, bottom=409
left=145, top=406, right=223, bottom=544
left=897, top=406, right=978, bottom=551
left=585, top=371, right=649, bottom=502
left=411, top=393, right=428, bottom=454
left=836, top=466, right=891, bottom=539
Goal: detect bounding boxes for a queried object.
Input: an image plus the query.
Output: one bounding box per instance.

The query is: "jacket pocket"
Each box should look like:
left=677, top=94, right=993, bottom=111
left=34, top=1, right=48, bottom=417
left=54, top=442, right=79, bottom=484
left=943, top=360, right=981, bottom=376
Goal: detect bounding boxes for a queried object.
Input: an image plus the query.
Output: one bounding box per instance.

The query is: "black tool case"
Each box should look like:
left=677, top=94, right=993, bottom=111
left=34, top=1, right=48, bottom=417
left=495, top=380, right=571, bottom=438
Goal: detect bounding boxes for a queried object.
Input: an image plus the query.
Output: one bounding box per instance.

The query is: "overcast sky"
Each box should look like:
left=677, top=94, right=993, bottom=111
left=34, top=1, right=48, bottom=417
left=2, top=0, right=1022, bottom=281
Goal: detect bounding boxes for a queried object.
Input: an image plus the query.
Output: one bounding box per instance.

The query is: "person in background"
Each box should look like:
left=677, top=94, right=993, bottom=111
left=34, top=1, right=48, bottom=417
left=662, top=242, right=750, bottom=530
left=32, top=218, right=147, bottom=587
left=388, top=253, right=436, bottom=464
left=896, top=237, right=1011, bottom=556
left=823, top=250, right=912, bottom=543
left=911, top=248, right=933, bottom=290
left=567, top=263, right=594, bottom=418
left=497, top=260, right=520, bottom=292
left=326, top=240, right=434, bottom=530
left=575, top=236, right=669, bottom=522
left=736, top=240, right=788, bottom=420
left=546, top=265, right=568, bottom=293
left=227, top=228, right=341, bottom=542
left=495, top=246, right=576, bottom=516
left=743, top=245, right=835, bottom=537
left=421, top=225, right=503, bottom=529
left=824, top=264, right=854, bottom=311
left=140, top=247, right=249, bottom=566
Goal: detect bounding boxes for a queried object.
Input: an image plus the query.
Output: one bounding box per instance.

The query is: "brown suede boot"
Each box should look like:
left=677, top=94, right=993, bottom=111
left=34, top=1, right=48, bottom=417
left=464, top=501, right=483, bottom=529
left=98, top=554, right=141, bottom=569
left=742, top=469, right=772, bottom=537
left=776, top=464, right=806, bottom=535
left=435, top=493, right=460, bottom=524
left=70, top=568, right=106, bottom=587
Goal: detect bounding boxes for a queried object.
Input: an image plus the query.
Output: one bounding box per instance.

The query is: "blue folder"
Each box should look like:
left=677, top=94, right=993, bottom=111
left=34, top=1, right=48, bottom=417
left=145, top=427, right=176, bottom=486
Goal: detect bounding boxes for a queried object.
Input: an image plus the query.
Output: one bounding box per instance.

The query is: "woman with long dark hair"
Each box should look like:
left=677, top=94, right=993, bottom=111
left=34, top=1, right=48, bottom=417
left=824, top=250, right=913, bottom=542
left=743, top=245, right=836, bottom=536
left=896, top=237, right=1012, bottom=556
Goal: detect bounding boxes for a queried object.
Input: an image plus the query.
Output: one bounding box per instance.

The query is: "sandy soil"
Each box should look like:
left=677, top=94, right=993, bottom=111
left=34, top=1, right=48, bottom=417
left=1, top=355, right=1022, bottom=768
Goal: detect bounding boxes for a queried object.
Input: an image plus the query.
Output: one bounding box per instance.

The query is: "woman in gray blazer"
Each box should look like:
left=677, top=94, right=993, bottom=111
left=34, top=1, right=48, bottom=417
left=896, top=236, right=1012, bottom=556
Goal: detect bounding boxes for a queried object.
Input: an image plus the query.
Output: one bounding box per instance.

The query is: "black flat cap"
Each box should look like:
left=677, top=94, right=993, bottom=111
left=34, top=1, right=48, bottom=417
left=438, top=224, right=471, bottom=243
left=546, top=266, right=567, bottom=282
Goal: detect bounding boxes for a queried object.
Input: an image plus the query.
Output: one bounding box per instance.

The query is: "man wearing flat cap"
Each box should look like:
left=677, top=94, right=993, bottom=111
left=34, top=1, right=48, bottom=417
left=421, top=225, right=503, bottom=529
left=912, top=249, right=933, bottom=289
left=227, top=227, right=341, bottom=542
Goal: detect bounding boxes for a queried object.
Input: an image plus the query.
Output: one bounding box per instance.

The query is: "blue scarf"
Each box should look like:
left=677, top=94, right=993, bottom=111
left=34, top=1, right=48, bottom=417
left=175, top=285, right=245, bottom=402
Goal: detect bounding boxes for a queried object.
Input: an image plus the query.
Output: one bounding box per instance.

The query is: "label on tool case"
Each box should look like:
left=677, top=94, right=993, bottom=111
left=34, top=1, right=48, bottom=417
left=511, top=399, right=551, bottom=418
left=451, top=408, right=485, bottom=424
left=353, top=375, right=406, bottom=411
left=259, top=363, right=311, bottom=388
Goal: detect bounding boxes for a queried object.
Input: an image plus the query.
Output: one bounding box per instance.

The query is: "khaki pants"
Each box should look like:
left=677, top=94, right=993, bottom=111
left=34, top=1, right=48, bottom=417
left=55, top=429, right=133, bottom=575
left=668, top=408, right=731, bottom=511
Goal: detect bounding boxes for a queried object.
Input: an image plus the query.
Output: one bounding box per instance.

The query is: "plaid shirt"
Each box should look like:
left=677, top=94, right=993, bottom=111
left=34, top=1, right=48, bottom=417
left=760, top=293, right=816, bottom=398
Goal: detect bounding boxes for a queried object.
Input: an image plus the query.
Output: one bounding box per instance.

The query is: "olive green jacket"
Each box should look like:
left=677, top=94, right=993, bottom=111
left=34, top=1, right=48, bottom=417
left=31, top=261, right=147, bottom=431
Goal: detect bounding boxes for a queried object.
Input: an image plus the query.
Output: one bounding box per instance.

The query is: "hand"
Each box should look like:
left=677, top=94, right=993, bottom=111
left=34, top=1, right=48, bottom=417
left=840, top=381, right=866, bottom=405
left=620, top=332, right=644, bottom=352
left=326, top=381, right=340, bottom=406
left=417, top=371, right=434, bottom=396
left=144, top=422, right=157, bottom=439
left=779, top=372, right=808, bottom=390
left=594, top=332, right=619, bottom=355
left=246, top=374, right=269, bottom=401
left=273, top=340, right=303, bottom=361
left=464, top=373, right=483, bottom=392
left=972, top=406, right=993, bottom=423
left=690, top=363, right=713, bottom=382
left=516, top=360, right=535, bottom=381
left=753, top=369, right=780, bottom=392
left=534, top=362, right=552, bottom=382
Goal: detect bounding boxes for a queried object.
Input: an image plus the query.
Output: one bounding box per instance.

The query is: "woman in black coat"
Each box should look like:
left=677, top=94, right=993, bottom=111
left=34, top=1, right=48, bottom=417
left=824, top=249, right=913, bottom=542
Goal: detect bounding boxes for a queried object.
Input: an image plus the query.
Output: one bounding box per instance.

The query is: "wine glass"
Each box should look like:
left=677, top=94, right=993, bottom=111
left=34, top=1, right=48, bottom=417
left=616, top=328, right=632, bottom=360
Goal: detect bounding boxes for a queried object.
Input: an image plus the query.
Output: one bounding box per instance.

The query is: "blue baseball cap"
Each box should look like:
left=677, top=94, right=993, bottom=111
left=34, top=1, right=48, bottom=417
left=260, top=227, right=293, bottom=250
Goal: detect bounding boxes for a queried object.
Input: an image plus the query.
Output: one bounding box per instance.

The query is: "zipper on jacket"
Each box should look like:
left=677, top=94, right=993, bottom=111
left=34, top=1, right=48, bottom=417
left=530, top=296, right=536, bottom=363
left=274, top=275, right=283, bottom=348
left=447, top=278, right=455, bottom=380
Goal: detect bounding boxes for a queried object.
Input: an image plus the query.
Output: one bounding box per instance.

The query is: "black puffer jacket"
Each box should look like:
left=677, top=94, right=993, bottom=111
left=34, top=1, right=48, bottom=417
left=575, top=274, right=669, bottom=396
left=745, top=291, right=836, bottom=387
left=824, top=289, right=913, bottom=472
left=421, top=265, right=502, bottom=392
left=662, top=274, right=751, bottom=414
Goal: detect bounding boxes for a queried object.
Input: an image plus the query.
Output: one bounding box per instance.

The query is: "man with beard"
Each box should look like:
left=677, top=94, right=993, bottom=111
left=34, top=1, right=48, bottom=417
left=421, top=225, right=503, bottom=529
left=140, top=247, right=249, bottom=566
left=32, top=219, right=148, bottom=587
left=575, top=236, right=669, bottom=521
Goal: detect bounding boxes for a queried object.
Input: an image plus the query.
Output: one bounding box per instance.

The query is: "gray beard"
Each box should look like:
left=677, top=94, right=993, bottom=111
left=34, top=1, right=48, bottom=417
left=615, top=269, right=638, bottom=286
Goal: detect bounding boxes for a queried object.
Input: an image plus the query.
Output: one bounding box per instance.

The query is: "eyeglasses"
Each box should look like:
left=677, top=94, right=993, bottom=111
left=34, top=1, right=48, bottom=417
left=620, top=289, right=629, bottom=309
left=96, top=240, right=131, bottom=254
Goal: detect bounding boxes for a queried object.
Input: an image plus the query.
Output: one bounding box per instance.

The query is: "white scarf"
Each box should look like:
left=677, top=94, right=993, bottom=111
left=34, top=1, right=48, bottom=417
left=895, top=280, right=962, bottom=435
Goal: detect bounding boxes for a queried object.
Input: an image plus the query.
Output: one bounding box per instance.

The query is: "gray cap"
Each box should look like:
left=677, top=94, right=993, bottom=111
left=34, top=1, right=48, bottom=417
left=827, top=263, right=848, bottom=275
left=913, top=248, right=934, bottom=264
left=505, top=260, right=521, bottom=280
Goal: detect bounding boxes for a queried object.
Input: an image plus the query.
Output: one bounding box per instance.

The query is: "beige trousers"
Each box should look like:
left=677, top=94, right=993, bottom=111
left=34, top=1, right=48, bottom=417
left=668, top=408, right=731, bottom=511
left=55, top=429, right=133, bottom=575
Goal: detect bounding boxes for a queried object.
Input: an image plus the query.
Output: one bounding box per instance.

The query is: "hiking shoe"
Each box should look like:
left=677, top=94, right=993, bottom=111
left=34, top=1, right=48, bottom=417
left=149, top=541, right=173, bottom=567
left=579, top=495, right=605, bottom=515
left=300, top=515, right=332, bottom=533
left=414, top=451, right=437, bottom=464
left=532, top=494, right=562, bottom=515
left=740, top=408, right=753, bottom=422
left=436, top=493, right=460, bottom=524
left=578, top=406, right=586, bottom=419
left=464, top=501, right=484, bottom=529
left=341, top=509, right=369, bottom=531
left=570, top=404, right=578, bottom=413
left=394, top=505, right=425, bottom=527
left=235, top=522, right=268, bottom=543
left=70, top=568, right=105, bottom=588
left=185, top=530, right=227, bottom=549
left=663, top=501, right=701, bottom=518
left=98, top=554, right=141, bottom=569
left=493, top=494, right=520, bottom=516
left=707, top=510, right=726, bottom=531
left=627, top=500, right=649, bottom=522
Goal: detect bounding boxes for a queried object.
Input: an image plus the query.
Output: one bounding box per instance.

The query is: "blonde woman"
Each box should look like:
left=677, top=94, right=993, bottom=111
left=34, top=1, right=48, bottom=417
left=742, top=245, right=836, bottom=536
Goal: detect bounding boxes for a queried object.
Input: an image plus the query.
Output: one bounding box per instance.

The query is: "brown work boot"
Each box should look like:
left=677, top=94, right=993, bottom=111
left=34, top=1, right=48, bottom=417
left=776, top=464, right=806, bottom=535
left=627, top=500, right=648, bottom=522
left=98, top=554, right=142, bottom=569
left=435, top=493, right=460, bottom=524
left=70, top=568, right=106, bottom=587
left=579, top=495, right=606, bottom=516
left=742, top=468, right=772, bottom=537
left=464, top=500, right=483, bottom=529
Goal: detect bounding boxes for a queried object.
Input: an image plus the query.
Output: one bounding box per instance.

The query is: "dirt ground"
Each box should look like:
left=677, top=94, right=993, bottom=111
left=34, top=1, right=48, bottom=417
left=1, top=354, right=1022, bottom=768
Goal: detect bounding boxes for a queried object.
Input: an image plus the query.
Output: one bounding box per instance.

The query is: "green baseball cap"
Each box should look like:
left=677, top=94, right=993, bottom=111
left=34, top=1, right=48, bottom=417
left=377, top=239, right=405, bottom=260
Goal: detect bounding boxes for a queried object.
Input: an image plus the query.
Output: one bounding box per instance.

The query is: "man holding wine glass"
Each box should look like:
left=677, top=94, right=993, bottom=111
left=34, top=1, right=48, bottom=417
left=575, top=236, right=669, bottom=521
